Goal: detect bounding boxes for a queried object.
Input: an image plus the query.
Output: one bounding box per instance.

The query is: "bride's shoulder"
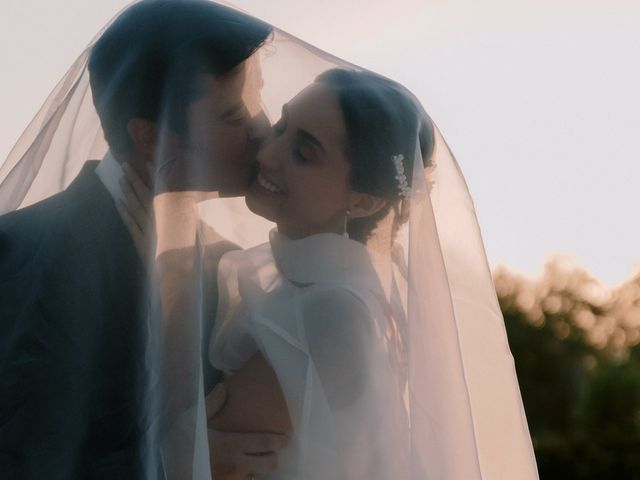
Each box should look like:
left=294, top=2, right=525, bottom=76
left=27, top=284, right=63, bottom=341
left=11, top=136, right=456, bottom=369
left=216, top=241, right=279, bottom=289
left=304, top=286, right=369, bottom=312
left=299, top=287, right=382, bottom=368
left=301, top=286, right=378, bottom=332
left=219, top=241, right=273, bottom=268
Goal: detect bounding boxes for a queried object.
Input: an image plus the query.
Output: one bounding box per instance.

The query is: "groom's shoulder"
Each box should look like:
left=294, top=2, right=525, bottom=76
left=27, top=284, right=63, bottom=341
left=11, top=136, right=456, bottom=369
left=0, top=191, right=73, bottom=277
left=0, top=168, right=103, bottom=274
left=0, top=161, right=103, bottom=251
left=0, top=190, right=68, bottom=242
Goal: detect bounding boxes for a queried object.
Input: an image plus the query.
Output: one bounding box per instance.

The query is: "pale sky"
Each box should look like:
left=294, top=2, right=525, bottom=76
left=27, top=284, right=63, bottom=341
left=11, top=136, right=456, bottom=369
left=1, top=0, right=638, bottom=286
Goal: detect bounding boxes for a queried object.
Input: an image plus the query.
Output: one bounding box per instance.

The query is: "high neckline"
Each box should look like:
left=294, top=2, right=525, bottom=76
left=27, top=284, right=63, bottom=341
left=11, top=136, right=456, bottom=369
left=268, top=229, right=387, bottom=297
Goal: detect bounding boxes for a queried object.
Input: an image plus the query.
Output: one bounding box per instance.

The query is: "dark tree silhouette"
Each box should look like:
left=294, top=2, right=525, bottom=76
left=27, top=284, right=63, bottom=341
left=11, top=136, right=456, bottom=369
left=494, top=257, right=640, bottom=479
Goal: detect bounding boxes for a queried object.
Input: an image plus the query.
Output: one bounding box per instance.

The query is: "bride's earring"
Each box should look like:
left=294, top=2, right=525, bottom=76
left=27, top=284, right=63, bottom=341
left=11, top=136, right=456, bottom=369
left=343, top=209, right=351, bottom=238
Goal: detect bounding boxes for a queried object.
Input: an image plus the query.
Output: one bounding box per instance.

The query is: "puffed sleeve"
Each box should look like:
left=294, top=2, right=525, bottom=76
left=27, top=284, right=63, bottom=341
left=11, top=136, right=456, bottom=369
left=299, top=287, right=377, bottom=410
left=248, top=286, right=403, bottom=479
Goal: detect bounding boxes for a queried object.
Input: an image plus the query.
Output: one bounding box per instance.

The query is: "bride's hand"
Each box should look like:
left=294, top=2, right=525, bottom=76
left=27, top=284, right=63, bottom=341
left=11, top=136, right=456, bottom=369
left=115, top=162, right=156, bottom=262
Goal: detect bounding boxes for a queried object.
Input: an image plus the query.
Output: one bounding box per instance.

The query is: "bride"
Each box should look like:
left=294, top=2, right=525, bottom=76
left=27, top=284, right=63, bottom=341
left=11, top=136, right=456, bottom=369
left=121, top=67, right=539, bottom=479
left=208, top=68, right=431, bottom=478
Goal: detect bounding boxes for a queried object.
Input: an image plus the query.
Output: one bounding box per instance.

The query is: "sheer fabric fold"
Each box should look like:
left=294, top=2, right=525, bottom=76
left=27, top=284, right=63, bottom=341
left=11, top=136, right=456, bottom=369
left=0, top=1, right=538, bottom=478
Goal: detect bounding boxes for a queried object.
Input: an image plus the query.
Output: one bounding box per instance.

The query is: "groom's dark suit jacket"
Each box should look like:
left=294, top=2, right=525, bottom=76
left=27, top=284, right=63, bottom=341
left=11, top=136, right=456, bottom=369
left=0, top=161, right=147, bottom=478
left=0, top=161, right=224, bottom=479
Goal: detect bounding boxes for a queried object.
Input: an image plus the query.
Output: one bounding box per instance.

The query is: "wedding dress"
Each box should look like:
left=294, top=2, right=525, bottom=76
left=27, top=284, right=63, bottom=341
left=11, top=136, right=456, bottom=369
left=210, top=230, right=410, bottom=479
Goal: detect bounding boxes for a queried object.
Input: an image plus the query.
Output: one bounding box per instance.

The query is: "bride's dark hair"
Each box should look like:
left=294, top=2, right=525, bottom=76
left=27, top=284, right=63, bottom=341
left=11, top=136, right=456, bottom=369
left=315, top=69, right=435, bottom=243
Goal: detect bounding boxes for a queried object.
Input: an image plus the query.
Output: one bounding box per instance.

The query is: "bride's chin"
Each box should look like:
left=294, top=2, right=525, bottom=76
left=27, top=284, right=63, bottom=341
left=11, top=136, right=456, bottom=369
left=245, top=190, right=279, bottom=222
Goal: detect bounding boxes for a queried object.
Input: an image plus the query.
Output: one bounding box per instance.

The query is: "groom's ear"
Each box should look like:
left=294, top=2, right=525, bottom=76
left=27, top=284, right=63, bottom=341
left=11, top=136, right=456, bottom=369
left=127, top=118, right=158, bottom=163
left=348, top=192, right=387, bottom=219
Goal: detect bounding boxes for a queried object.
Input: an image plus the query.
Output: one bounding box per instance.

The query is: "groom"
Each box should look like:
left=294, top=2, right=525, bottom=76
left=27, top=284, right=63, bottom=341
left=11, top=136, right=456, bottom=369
left=0, top=1, right=285, bottom=478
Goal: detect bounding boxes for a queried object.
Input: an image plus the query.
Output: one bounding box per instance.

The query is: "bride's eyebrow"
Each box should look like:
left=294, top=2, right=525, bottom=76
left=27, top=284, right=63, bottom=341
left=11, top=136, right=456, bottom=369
left=283, top=103, right=325, bottom=154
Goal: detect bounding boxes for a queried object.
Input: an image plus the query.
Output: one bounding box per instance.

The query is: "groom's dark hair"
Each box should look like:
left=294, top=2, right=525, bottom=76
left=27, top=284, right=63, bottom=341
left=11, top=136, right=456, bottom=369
left=88, top=0, right=271, bottom=154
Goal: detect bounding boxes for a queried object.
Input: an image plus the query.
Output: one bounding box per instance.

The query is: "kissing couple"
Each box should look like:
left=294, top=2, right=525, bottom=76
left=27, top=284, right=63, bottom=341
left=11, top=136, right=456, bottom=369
left=0, top=1, right=539, bottom=479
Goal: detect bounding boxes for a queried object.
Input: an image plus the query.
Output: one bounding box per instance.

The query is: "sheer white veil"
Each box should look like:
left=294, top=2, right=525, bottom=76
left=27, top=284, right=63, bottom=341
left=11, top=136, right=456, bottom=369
left=0, top=1, right=538, bottom=478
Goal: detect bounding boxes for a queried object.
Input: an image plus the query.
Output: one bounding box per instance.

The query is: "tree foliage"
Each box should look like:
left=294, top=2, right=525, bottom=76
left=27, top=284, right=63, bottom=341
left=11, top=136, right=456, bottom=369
left=495, top=256, right=640, bottom=479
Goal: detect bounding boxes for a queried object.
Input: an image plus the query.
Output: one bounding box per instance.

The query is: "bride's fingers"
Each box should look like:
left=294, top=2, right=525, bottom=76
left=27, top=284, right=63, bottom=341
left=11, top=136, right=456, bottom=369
left=208, top=430, right=285, bottom=478
left=212, top=431, right=289, bottom=456
left=122, top=163, right=153, bottom=216
left=205, top=384, right=227, bottom=419
left=119, top=177, right=148, bottom=232
left=115, top=199, right=146, bottom=255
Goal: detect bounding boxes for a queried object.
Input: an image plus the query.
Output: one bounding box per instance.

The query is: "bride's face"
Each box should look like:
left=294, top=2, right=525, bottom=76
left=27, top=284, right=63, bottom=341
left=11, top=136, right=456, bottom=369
left=245, top=83, right=355, bottom=239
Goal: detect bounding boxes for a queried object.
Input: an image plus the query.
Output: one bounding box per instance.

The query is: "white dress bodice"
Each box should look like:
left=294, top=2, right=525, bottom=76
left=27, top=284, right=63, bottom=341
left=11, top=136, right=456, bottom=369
left=209, top=230, right=410, bottom=479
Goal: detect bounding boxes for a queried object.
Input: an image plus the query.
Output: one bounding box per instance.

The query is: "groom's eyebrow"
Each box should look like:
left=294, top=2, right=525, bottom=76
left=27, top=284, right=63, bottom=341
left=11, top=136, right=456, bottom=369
left=218, top=103, right=245, bottom=121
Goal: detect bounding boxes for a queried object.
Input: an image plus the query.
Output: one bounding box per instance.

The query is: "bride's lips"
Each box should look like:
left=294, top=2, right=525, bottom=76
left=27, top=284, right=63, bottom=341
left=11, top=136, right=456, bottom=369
left=254, top=171, right=285, bottom=195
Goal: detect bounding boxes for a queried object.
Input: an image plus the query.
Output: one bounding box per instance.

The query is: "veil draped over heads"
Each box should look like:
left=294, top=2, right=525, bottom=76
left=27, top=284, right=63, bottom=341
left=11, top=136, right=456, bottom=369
left=0, top=1, right=538, bottom=479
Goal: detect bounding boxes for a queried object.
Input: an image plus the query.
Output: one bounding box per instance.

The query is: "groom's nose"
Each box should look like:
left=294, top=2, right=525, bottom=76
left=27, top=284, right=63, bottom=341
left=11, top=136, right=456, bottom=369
left=248, top=109, right=271, bottom=146
left=247, top=110, right=272, bottom=166
left=255, top=130, right=280, bottom=173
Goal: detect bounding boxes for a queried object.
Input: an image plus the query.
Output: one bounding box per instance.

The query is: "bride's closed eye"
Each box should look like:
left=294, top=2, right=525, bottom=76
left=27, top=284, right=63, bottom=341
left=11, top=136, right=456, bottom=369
left=270, top=117, right=310, bottom=164
left=292, top=144, right=309, bottom=164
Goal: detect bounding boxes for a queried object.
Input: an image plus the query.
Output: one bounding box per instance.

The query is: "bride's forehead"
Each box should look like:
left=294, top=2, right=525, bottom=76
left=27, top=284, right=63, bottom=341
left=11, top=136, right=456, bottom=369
left=288, top=83, right=346, bottom=140
left=289, top=83, right=334, bottom=111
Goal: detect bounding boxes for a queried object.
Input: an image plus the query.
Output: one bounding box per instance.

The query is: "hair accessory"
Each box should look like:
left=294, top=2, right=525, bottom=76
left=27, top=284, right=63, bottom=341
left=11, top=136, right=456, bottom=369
left=392, top=154, right=410, bottom=198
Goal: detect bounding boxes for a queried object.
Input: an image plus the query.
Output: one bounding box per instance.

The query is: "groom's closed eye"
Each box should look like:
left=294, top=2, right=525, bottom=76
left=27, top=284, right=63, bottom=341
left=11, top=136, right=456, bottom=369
left=219, top=103, right=248, bottom=124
